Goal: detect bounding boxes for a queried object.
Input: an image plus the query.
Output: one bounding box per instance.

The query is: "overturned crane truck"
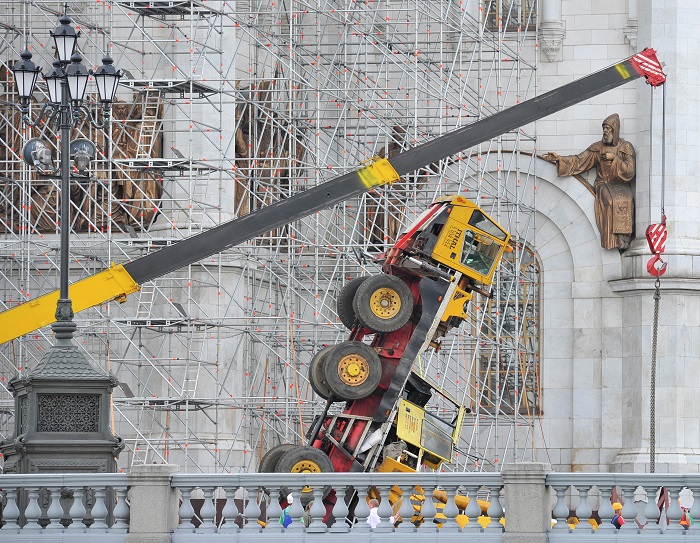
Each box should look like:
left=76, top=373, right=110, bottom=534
left=264, top=195, right=512, bottom=476
left=0, top=51, right=665, bottom=478
left=260, top=49, right=667, bottom=477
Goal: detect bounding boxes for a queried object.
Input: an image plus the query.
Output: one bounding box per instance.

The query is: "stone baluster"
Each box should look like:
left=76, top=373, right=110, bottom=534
left=241, top=485, right=262, bottom=532
left=373, top=486, right=389, bottom=530
left=330, top=486, right=350, bottom=533
left=551, top=484, right=569, bottom=530
left=197, top=487, right=217, bottom=532
left=642, top=485, right=662, bottom=534
left=419, top=487, right=438, bottom=532
left=596, top=485, right=615, bottom=532
left=307, top=485, right=328, bottom=532
left=484, top=485, right=504, bottom=531
left=219, top=486, right=239, bottom=532
left=353, top=489, right=371, bottom=533
left=665, top=486, right=684, bottom=532
left=45, top=487, right=65, bottom=530
left=23, top=488, right=42, bottom=531
left=67, top=488, right=87, bottom=532
left=89, top=487, right=109, bottom=531
left=2, top=488, right=21, bottom=533
left=372, top=486, right=394, bottom=533
left=395, top=485, right=416, bottom=533
left=112, top=487, right=129, bottom=532
left=574, top=484, right=593, bottom=533
left=177, top=487, right=196, bottom=532
left=286, top=489, right=305, bottom=531
left=463, top=486, right=483, bottom=532
left=687, top=485, right=700, bottom=532
left=619, top=484, right=639, bottom=533
left=440, top=484, right=461, bottom=532
left=263, top=487, right=283, bottom=533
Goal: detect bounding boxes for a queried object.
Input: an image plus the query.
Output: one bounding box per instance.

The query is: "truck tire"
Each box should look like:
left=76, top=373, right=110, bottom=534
left=353, top=274, right=413, bottom=333
left=323, top=341, right=381, bottom=401
left=337, top=276, right=367, bottom=329
left=259, top=443, right=297, bottom=473
left=309, top=345, right=336, bottom=400
left=275, top=446, right=335, bottom=473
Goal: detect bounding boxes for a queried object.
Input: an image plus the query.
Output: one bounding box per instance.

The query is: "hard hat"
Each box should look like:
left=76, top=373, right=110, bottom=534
left=612, top=502, right=622, bottom=511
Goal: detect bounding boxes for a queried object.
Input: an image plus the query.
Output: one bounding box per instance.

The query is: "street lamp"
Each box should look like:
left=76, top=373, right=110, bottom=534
left=11, top=11, right=121, bottom=333
left=1, top=8, right=125, bottom=475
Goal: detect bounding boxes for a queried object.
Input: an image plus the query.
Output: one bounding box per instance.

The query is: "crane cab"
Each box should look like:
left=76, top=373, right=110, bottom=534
left=389, top=195, right=511, bottom=288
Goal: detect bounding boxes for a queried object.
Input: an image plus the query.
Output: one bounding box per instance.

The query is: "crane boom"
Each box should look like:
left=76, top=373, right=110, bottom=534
left=0, top=49, right=665, bottom=344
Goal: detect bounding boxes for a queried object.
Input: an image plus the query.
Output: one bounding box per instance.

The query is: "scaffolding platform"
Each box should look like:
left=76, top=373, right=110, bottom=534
left=112, top=158, right=219, bottom=173
left=121, top=79, right=220, bottom=99
left=117, top=0, right=220, bottom=19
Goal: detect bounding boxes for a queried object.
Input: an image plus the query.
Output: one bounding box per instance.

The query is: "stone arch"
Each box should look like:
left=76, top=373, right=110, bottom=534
left=476, top=155, right=614, bottom=470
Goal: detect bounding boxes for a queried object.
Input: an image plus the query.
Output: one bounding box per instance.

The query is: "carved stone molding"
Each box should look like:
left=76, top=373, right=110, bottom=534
left=623, top=18, right=637, bottom=49
left=14, top=433, right=27, bottom=455
left=112, top=435, right=126, bottom=457
left=539, top=21, right=565, bottom=62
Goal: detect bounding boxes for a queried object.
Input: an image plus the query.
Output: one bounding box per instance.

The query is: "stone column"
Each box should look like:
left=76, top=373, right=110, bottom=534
left=127, top=464, right=180, bottom=543
left=539, top=0, right=565, bottom=62
left=610, top=0, right=700, bottom=473
left=623, top=0, right=638, bottom=49
left=502, top=462, right=552, bottom=543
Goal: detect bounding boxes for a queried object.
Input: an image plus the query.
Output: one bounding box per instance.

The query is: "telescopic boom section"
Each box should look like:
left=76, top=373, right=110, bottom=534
left=0, top=49, right=666, bottom=344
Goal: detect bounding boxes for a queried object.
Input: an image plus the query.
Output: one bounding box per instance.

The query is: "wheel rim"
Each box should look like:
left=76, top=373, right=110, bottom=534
left=337, top=353, right=369, bottom=386
left=289, top=459, right=324, bottom=473
left=369, top=287, right=402, bottom=319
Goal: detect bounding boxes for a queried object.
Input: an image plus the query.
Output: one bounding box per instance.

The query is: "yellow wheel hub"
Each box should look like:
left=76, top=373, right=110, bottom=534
left=369, top=287, right=401, bottom=319
left=337, top=354, right=369, bottom=386
left=290, top=460, right=323, bottom=473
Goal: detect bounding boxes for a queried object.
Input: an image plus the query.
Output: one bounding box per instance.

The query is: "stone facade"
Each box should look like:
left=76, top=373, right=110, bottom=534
left=531, top=0, right=700, bottom=473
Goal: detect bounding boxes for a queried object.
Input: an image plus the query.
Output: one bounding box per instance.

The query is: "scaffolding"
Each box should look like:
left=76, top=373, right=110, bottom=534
left=0, top=0, right=546, bottom=473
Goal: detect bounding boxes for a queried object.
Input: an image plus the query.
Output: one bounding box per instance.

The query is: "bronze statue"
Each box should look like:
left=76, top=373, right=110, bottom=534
left=543, top=113, right=635, bottom=251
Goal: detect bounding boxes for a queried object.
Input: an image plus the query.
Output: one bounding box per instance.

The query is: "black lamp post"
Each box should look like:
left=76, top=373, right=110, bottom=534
left=0, top=10, right=125, bottom=474
left=11, top=12, right=121, bottom=331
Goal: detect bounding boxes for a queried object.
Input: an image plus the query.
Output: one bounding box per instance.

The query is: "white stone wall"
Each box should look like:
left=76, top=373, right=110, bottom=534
left=538, top=0, right=637, bottom=158
left=532, top=0, right=700, bottom=472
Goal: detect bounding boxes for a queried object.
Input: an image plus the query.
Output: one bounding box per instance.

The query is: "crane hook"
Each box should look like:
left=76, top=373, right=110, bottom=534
left=646, top=253, right=667, bottom=277
left=645, top=216, right=667, bottom=277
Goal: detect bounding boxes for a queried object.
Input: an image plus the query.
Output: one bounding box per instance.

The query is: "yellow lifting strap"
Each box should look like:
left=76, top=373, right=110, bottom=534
left=0, top=264, right=140, bottom=345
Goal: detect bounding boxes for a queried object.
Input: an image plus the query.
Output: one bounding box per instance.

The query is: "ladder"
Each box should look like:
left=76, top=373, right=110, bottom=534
left=182, top=325, right=205, bottom=398
left=135, top=89, right=162, bottom=160
left=136, top=282, right=157, bottom=322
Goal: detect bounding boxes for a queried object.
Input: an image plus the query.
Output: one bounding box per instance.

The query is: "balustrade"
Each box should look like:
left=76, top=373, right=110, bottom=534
left=170, top=472, right=504, bottom=537
left=0, top=467, right=697, bottom=542
left=546, top=473, right=699, bottom=540
left=0, top=473, right=128, bottom=540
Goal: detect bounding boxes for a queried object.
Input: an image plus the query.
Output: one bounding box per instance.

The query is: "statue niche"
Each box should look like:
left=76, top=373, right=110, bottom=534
left=77, top=97, right=164, bottom=232
left=232, top=78, right=306, bottom=245
left=0, top=65, right=163, bottom=234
